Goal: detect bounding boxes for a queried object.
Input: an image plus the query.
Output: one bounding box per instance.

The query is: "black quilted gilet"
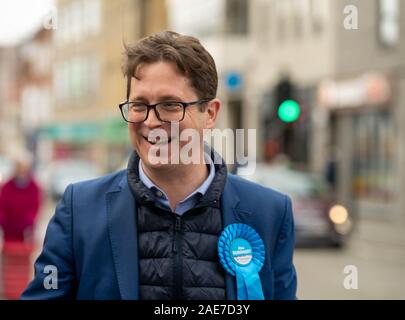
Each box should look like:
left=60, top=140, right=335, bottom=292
left=127, top=151, right=227, bottom=300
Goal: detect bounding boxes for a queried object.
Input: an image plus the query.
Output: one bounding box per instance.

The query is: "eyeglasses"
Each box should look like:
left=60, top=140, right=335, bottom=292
left=119, top=99, right=210, bottom=124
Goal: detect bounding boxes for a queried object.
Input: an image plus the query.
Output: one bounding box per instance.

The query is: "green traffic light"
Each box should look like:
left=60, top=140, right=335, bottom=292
left=277, top=100, right=301, bottom=123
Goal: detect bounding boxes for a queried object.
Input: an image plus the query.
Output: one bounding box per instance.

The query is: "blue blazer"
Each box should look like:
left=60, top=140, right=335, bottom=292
left=21, top=170, right=297, bottom=300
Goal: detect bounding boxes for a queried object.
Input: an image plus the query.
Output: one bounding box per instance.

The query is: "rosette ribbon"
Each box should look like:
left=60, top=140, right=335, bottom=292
left=218, top=223, right=265, bottom=300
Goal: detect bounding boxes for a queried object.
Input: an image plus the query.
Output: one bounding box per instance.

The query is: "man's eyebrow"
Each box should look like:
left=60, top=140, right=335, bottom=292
left=158, top=95, right=183, bottom=101
left=129, top=96, right=148, bottom=102
left=129, top=95, right=184, bottom=102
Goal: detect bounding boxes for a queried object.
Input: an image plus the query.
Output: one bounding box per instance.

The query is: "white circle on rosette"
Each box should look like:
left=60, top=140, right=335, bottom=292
left=230, top=238, right=253, bottom=266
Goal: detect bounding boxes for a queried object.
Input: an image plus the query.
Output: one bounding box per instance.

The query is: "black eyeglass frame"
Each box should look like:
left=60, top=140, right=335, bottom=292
left=118, top=99, right=211, bottom=124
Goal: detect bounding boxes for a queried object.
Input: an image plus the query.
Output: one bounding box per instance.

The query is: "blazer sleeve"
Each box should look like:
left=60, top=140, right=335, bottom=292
left=272, top=195, right=297, bottom=300
left=21, top=184, right=77, bottom=299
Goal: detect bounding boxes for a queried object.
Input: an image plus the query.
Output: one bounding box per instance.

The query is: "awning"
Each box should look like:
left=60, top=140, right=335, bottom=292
left=40, top=117, right=129, bottom=145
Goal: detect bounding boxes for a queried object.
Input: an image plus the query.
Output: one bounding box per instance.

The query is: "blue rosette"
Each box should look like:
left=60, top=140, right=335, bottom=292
left=218, top=223, right=265, bottom=300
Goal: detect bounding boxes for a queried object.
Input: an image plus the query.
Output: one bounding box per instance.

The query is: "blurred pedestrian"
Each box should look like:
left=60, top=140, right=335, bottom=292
left=0, top=154, right=42, bottom=243
left=324, top=146, right=339, bottom=191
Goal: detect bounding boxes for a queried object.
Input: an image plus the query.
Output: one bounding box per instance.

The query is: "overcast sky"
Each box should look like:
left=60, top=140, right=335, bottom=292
left=0, top=0, right=55, bottom=46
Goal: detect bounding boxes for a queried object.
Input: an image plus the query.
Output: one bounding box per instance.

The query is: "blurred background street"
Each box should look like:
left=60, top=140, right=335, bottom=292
left=295, top=217, right=405, bottom=299
left=1, top=0, right=405, bottom=299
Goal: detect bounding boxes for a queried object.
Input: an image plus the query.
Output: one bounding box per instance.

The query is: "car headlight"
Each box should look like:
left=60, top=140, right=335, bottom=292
left=329, top=205, right=348, bottom=225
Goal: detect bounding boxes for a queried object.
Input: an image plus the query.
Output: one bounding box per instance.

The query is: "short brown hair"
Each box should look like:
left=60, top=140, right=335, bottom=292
left=123, top=31, right=218, bottom=101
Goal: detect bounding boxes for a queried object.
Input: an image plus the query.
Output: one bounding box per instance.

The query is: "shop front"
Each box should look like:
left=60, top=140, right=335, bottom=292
left=318, top=72, right=397, bottom=218
left=39, top=117, right=130, bottom=174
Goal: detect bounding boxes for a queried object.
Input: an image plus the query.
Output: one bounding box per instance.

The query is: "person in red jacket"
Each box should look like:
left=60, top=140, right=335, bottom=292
left=0, top=157, right=42, bottom=243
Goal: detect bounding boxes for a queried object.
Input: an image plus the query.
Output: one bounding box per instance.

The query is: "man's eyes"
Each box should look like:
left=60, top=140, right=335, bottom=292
left=160, top=102, right=182, bottom=108
left=129, top=102, right=182, bottom=108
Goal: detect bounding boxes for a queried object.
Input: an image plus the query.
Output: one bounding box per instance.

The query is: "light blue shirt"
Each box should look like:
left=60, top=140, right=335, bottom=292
left=138, top=154, right=215, bottom=215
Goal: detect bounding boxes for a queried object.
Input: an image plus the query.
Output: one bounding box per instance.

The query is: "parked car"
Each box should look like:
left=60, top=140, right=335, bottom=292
left=49, top=159, right=100, bottom=201
left=238, top=164, right=352, bottom=248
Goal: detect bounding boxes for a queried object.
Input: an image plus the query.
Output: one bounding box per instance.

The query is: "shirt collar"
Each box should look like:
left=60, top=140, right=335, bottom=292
left=138, top=153, right=216, bottom=203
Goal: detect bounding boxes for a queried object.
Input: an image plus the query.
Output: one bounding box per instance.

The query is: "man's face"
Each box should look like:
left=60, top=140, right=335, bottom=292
left=128, top=61, right=219, bottom=170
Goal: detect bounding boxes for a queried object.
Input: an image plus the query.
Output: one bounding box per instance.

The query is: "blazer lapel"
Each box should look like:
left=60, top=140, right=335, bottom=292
left=221, top=176, right=272, bottom=300
left=106, top=173, right=139, bottom=300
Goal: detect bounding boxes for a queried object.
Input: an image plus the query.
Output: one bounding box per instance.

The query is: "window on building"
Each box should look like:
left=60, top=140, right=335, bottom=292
left=71, top=0, right=82, bottom=43
left=64, top=2, right=74, bottom=44
left=293, top=0, right=310, bottom=39
left=71, top=57, right=84, bottom=98
left=275, top=0, right=290, bottom=42
left=225, top=0, right=249, bottom=35
left=54, top=61, right=70, bottom=103
left=352, top=111, right=397, bottom=204
left=310, top=0, right=328, bottom=35
left=84, top=0, right=102, bottom=36
left=378, top=0, right=400, bottom=47
left=53, top=64, right=62, bottom=102
left=167, top=0, right=224, bottom=37
left=56, top=8, right=65, bottom=46
left=254, top=1, right=270, bottom=46
left=87, top=56, right=100, bottom=96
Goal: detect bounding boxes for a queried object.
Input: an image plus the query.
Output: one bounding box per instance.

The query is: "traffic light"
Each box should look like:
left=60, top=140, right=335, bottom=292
left=278, top=99, right=301, bottom=123
left=262, top=76, right=309, bottom=165
left=275, top=77, right=301, bottom=123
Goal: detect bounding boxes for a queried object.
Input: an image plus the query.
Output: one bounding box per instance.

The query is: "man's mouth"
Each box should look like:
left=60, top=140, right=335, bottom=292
left=143, top=135, right=172, bottom=146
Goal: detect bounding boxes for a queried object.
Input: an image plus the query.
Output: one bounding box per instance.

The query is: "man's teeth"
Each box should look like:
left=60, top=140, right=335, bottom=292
left=146, top=137, right=171, bottom=144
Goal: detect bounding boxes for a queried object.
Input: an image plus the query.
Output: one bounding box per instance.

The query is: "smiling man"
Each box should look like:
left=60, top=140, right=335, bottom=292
left=21, top=31, right=297, bottom=300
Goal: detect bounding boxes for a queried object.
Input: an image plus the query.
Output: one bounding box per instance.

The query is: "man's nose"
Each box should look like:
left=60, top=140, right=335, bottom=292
left=143, top=107, right=162, bottom=128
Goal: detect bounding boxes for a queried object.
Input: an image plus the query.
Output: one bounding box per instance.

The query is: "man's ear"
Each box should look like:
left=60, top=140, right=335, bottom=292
left=205, top=99, right=221, bottom=129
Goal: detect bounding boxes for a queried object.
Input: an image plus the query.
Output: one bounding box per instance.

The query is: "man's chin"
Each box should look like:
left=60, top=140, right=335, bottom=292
left=139, top=150, right=178, bottom=169
left=142, top=158, right=171, bottom=169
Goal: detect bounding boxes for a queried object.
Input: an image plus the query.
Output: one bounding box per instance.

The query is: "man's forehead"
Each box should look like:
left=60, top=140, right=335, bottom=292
left=130, top=77, right=186, bottom=95
left=133, top=61, right=186, bottom=79
left=129, top=63, right=195, bottom=100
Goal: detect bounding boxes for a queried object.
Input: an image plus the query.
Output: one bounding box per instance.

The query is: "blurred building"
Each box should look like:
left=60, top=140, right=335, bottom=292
left=0, top=47, right=22, bottom=156
left=46, top=0, right=167, bottom=173
left=0, top=28, right=52, bottom=163
left=248, top=0, right=405, bottom=221
left=18, top=29, right=53, bottom=166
